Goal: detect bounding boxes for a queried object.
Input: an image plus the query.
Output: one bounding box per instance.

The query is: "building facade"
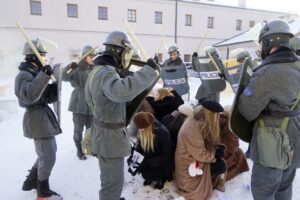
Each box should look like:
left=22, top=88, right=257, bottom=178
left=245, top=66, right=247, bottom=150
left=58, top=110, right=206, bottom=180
left=0, top=0, right=287, bottom=78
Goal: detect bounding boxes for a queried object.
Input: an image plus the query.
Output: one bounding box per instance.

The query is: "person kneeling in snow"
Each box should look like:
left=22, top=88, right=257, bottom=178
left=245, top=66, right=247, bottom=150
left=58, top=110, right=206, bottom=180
left=219, top=106, right=249, bottom=181
left=128, top=112, right=173, bottom=189
left=175, top=100, right=227, bottom=200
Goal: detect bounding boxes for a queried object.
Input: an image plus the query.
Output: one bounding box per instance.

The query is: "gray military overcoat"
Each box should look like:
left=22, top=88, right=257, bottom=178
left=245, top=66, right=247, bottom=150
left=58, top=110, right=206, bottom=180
left=62, top=61, right=92, bottom=115
left=15, top=63, right=62, bottom=139
left=238, top=58, right=300, bottom=169
left=85, top=64, right=158, bottom=158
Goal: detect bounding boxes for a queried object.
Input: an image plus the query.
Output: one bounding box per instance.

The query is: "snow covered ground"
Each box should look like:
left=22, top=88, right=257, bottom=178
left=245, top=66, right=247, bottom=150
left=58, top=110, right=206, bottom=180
left=0, top=76, right=299, bottom=200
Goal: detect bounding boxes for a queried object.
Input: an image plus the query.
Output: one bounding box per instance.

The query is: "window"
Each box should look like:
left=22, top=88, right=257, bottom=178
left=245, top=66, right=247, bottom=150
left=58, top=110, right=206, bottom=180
left=249, top=20, right=255, bottom=28
left=185, top=14, right=192, bottom=26
left=184, top=54, right=191, bottom=62
left=0, top=50, right=3, bottom=68
left=155, top=11, right=162, bottom=24
left=236, top=19, right=242, bottom=30
left=68, top=47, right=80, bottom=61
left=157, top=53, right=163, bottom=62
left=67, top=4, right=78, bottom=18
left=98, top=7, right=108, bottom=20
left=207, top=17, right=214, bottom=29
left=30, top=1, right=42, bottom=15
left=128, top=9, right=136, bottom=22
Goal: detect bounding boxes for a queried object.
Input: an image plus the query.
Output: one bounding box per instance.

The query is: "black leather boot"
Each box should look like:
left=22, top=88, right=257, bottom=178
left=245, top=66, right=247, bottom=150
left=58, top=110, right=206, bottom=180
left=75, top=142, right=87, bottom=160
left=37, top=179, right=60, bottom=198
left=22, top=167, right=38, bottom=191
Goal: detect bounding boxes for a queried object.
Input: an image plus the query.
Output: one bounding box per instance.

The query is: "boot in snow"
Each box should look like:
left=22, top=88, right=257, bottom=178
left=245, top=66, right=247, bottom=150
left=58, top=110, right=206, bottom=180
left=22, top=167, right=38, bottom=191
left=76, top=142, right=87, bottom=160
left=37, top=179, right=61, bottom=199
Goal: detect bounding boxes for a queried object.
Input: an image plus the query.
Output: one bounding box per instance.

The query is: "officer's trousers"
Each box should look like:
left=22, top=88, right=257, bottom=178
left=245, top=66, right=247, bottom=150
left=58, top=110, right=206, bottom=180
left=251, top=162, right=296, bottom=200
left=73, top=113, right=93, bottom=144
left=98, top=156, right=124, bottom=200
left=33, top=137, right=57, bottom=181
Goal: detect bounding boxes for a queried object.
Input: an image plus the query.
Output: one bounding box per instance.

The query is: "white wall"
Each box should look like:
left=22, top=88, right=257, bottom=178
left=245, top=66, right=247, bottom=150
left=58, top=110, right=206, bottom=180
left=0, top=0, right=287, bottom=79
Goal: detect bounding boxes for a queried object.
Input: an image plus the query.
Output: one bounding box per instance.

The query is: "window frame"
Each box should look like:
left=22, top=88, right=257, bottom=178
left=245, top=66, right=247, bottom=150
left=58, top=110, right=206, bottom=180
left=207, top=16, right=214, bottom=29
left=127, top=9, right=137, bottom=22
left=185, top=14, right=192, bottom=26
left=155, top=11, right=163, bottom=24
left=67, top=3, right=78, bottom=18
left=236, top=19, right=242, bottom=30
left=98, top=6, right=108, bottom=20
left=30, top=0, right=42, bottom=16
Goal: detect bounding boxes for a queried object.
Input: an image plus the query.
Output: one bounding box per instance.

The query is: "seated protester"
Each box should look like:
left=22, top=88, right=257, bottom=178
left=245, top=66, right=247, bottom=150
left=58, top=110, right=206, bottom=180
left=127, top=100, right=155, bottom=138
left=131, top=112, right=173, bottom=190
left=175, top=100, right=227, bottom=200
left=161, top=104, right=193, bottom=155
left=219, top=106, right=249, bottom=181
left=146, top=87, right=184, bottom=121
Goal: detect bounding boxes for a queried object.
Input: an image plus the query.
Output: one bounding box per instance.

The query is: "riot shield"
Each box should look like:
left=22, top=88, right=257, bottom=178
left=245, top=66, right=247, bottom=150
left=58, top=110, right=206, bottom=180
left=160, top=65, right=190, bottom=96
left=126, top=59, right=160, bottom=125
left=52, top=63, right=63, bottom=126
left=224, top=63, right=243, bottom=92
left=229, top=57, right=254, bottom=143
left=192, top=55, right=226, bottom=93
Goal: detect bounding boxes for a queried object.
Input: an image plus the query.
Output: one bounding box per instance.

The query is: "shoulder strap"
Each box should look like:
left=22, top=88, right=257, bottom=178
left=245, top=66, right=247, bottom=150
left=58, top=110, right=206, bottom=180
left=281, top=89, right=300, bottom=131
left=87, top=66, right=103, bottom=110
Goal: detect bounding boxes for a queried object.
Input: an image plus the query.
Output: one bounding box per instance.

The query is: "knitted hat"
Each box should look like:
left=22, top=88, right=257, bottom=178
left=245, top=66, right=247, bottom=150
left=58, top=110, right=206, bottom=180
left=133, top=112, right=154, bottom=129
left=202, top=100, right=224, bottom=113
left=178, top=104, right=193, bottom=116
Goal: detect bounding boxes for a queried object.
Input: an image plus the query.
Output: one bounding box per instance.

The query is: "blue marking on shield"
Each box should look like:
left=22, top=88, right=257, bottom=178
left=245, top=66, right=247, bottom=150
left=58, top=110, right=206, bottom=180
left=243, top=87, right=253, bottom=97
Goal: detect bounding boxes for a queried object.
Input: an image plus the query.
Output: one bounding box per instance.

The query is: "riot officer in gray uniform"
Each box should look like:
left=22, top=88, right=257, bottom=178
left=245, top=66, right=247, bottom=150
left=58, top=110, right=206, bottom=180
left=62, top=45, right=96, bottom=160
left=85, top=31, right=160, bottom=200
left=237, top=19, right=300, bottom=200
left=161, top=45, right=189, bottom=96
left=15, top=40, right=62, bottom=199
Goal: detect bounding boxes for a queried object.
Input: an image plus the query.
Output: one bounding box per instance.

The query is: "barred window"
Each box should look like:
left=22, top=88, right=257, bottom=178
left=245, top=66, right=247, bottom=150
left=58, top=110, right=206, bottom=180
left=98, top=7, right=108, bottom=20
left=128, top=9, right=136, bottom=22
left=30, top=1, right=42, bottom=15
left=67, top=4, right=78, bottom=18
left=155, top=11, right=162, bottom=24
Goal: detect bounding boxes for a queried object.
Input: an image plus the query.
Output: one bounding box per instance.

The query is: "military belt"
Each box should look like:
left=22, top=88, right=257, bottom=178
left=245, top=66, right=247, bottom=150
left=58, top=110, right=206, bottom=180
left=26, top=103, right=47, bottom=110
left=263, top=109, right=300, bottom=118
left=94, top=120, right=126, bottom=129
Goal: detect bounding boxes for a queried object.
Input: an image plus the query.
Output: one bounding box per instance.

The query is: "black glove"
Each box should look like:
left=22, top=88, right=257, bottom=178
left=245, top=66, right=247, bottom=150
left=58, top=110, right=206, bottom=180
left=218, top=73, right=225, bottom=79
left=147, top=58, right=160, bottom=71
left=70, top=62, right=78, bottom=70
left=215, top=144, right=225, bottom=159
left=192, top=52, right=198, bottom=58
left=44, top=82, right=58, bottom=104
left=42, top=65, right=53, bottom=76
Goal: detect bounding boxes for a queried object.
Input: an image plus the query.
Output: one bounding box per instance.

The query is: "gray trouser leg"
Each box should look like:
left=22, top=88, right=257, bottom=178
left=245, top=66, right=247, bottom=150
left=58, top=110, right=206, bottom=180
left=98, top=156, right=124, bottom=200
left=73, top=113, right=93, bottom=143
left=73, top=113, right=85, bottom=143
left=34, top=137, right=57, bottom=181
left=251, top=162, right=296, bottom=200
left=274, top=168, right=296, bottom=200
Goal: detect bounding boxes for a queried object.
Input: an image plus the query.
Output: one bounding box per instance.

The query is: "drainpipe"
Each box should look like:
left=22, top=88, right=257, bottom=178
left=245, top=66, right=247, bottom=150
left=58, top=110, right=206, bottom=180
left=175, top=0, right=178, bottom=44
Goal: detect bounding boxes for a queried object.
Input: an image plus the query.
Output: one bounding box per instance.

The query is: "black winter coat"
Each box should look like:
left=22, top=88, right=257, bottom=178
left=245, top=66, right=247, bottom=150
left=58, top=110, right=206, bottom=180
left=146, top=90, right=184, bottom=121
left=136, top=121, right=173, bottom=181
